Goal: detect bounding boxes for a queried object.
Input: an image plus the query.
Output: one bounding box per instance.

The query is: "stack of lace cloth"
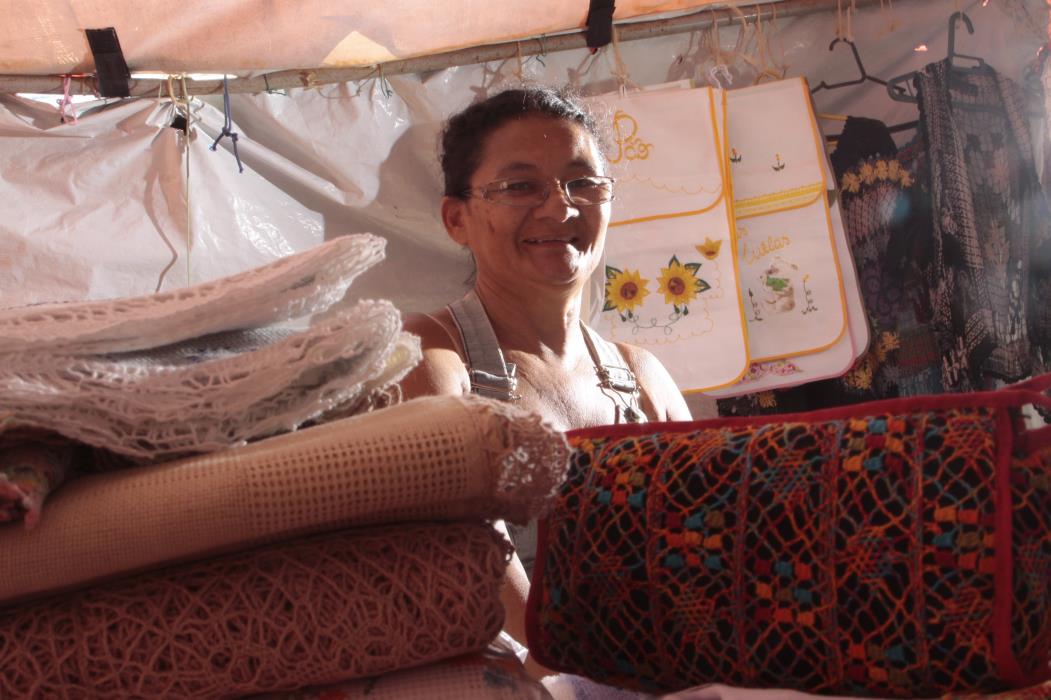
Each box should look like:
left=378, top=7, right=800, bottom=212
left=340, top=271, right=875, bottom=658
left=0, top=235, right=568, bottom=699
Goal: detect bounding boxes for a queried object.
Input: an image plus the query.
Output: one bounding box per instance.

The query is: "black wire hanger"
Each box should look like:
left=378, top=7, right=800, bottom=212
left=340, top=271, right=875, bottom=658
left=886, top=11, right=989, bottom=107
left=811, top=37, right=903, bottom=95
left=812, top=37, right=915, bottom=140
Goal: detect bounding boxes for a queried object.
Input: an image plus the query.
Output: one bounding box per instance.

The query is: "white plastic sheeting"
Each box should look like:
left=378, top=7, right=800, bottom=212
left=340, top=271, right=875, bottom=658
left=1, top=0, right=1046, bottom=313
left=1, top=0, right=752, bottom=74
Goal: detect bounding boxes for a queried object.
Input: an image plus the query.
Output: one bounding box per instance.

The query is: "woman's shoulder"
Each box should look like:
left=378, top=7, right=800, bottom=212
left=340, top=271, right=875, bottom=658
left=403, top=310, right=460, bottom=353
left=401, top=309, right=471, bottom=399
left=611, top=340, right=693, bottom=422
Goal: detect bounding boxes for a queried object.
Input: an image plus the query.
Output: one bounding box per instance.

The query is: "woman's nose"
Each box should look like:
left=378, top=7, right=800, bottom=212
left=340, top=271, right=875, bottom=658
left=534, top=183, right=580, bottom=220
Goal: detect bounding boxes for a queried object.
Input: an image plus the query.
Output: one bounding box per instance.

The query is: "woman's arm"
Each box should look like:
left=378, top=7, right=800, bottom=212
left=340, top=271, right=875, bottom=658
left=400, top=313, right=543, bottom=672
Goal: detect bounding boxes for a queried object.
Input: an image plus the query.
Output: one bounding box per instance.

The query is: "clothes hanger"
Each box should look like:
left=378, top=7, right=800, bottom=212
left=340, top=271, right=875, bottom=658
left=811, top=37, right=898, bottom=95
left=886, top=11, right=997, bottom=112
left=810, top=38, right=915, bottom=141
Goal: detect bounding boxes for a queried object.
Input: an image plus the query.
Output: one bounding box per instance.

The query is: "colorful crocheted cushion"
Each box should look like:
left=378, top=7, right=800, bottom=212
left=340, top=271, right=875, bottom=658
left=526, top=379, right=1051, bottom=698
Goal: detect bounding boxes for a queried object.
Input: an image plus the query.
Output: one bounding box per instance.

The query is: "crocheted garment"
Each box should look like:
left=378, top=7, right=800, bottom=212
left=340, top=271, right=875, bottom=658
left=916, top=59, right=1051, bottom=389
left=528, top=388, right=1051, bottom=697
left=0, top=394, right=570, bottom=605
left=0, top=522, right=511, bottom=700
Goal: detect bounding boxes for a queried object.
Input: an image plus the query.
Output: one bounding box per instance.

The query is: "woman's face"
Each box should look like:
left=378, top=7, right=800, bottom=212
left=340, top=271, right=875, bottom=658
left=443, top=116, right=610, bottom=293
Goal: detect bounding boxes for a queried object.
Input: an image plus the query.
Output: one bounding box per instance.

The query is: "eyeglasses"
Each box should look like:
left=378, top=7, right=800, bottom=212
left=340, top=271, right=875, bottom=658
left=461, top=175, right=616, bottom=207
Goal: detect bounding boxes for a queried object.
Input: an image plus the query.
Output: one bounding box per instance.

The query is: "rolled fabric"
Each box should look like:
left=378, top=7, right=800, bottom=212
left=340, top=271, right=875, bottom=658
left=0, top=394, right=569, bottom=604
left=0, top=522, right=510, bottom=700
left=252, top=640, right=553, bottom=700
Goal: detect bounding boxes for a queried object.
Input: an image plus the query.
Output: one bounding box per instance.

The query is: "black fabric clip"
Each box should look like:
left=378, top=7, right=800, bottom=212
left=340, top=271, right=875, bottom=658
left=585, top=0, right=615, bottom=53
left=84, top=28, right=130, bottom=98
left=209, top=76, right=244, bottom=174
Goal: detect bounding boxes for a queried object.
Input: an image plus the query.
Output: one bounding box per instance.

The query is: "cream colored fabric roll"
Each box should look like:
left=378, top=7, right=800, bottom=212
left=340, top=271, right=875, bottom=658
left=0, top=394, right=569, bottom=604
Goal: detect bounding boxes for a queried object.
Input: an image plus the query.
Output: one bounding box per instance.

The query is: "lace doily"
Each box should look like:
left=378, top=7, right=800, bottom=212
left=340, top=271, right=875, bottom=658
left=0, top=234, right=385, bottom=356
left=0, top=301, right=420, bottom=460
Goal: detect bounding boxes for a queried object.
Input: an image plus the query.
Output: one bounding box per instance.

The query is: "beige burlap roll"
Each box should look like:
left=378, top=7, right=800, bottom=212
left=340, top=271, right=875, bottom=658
left=0, top=394, right=569, bottom=604
left=0, top=521, right=510, bottom=700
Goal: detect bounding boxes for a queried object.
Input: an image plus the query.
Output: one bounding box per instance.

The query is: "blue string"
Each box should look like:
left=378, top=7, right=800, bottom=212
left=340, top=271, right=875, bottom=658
left=209, top=76, right=244, bottom=173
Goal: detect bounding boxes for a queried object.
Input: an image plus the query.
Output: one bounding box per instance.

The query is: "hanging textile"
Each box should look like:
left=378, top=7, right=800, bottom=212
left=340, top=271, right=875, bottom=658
left=718, top=119, right=943, bottom=416
left=725, top=78, right=851, bottom=365
left=916, top=59, right=1051, bottom=390
left=704, top=194, right=867, bottom=401
left=589, top=86, right=747, bottom=393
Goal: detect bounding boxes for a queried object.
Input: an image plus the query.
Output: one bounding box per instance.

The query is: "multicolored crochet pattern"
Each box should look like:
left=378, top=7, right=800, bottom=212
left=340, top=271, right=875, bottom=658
left=526, top=384, right=1051, bottom=698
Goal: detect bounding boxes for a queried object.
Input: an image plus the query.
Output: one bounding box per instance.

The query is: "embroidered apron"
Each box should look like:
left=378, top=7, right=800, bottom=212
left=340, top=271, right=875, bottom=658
left=584, top=86, right=748, bottom=393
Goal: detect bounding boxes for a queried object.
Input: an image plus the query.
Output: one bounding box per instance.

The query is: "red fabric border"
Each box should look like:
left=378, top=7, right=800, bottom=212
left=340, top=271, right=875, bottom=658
left=993, top=409, right=1025, bottom=684
left=525, top=515, right=560, bottom=671
left=568, top=383, right=1051, bottom=442
left=1017, top=424, right=1051, bottom=454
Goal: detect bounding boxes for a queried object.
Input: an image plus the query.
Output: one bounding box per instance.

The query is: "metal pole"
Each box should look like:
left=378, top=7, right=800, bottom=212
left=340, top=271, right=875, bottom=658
left=0, top=0, right=883, bottom=96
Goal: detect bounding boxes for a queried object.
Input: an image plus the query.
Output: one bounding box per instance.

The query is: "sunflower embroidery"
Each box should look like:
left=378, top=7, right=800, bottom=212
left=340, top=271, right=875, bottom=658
left=657, top=255, right=710, bottom=314
left=604, top=266, right=650, bottom=320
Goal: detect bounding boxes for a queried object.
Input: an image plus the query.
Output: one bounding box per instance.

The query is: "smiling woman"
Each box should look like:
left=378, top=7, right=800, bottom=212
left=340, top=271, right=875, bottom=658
left=398, top=86, right=692, bottom=674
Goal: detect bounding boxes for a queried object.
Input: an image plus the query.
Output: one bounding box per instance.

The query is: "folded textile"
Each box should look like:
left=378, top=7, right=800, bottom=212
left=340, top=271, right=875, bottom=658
left=0, top=234, right=385, bottom=356
left=0, top=521, right=510, bottom=700
left=0, top=300, right=419, bottom=460
left=528, top=379, right=1051, bottom=697
left=0, top=394, right=570, bottom=604
left=254, top=639, right=552, bottom=699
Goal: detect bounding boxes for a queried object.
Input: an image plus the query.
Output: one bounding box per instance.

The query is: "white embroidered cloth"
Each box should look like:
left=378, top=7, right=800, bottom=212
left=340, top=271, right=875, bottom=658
left=586, top=85, right=747, bottom=393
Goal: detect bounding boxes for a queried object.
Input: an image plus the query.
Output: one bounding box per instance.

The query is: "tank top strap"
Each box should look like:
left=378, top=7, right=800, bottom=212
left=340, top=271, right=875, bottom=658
left=579, top=323, right=647, bottom=424
left=447, top=292, right=645, bottom=422
left=447, top=290, right=520, bottom=402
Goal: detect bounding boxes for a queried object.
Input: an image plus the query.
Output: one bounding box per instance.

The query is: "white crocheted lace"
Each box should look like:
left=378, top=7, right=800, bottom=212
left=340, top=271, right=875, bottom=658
left=0, top=233, right=385, bottom=355
left=469, top=397, right=572, bottom=524
left=0, top=235, right=421, bottom=460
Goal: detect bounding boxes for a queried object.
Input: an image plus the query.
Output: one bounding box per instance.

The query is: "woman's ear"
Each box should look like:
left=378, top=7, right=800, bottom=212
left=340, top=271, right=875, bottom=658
left=441, top=196, right=470, bottom=246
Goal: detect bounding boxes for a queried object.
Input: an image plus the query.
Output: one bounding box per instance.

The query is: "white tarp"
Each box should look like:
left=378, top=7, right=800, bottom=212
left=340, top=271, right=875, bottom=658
left=2, top=0, right=755, bottom=74
left=1, top=0, right=1046, bottom=313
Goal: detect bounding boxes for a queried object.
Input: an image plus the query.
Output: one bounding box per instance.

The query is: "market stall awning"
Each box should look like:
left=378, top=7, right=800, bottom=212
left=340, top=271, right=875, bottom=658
left=1, top=0, right=782, bottom=75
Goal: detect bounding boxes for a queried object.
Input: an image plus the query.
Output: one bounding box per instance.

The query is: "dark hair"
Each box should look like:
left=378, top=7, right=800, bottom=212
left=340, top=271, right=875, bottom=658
left=439, top=86, right=603, bottom=198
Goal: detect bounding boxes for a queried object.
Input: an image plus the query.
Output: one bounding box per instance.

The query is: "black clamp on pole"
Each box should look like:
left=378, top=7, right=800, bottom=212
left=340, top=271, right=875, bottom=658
left=585, top=0, right=615, bottom=53
left=85, top=28, right=130, bottom=97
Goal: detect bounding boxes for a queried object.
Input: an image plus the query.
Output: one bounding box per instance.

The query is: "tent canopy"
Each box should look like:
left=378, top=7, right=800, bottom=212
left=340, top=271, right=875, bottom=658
left=3, top=0, right=756, bottom=75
